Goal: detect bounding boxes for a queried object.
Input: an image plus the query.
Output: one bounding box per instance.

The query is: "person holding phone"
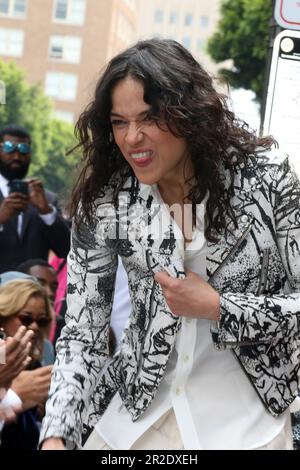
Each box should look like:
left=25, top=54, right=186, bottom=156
left=40, top=39, right=300, bottom=450
left=0, top=124, right=70, bottom=273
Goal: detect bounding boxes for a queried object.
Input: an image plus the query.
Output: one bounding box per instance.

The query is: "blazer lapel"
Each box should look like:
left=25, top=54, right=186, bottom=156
left=206, top=213, right=254, bottom=282
left=206, top=159, right=263, bottom=282
left=127, top=182, right=186, bottom=279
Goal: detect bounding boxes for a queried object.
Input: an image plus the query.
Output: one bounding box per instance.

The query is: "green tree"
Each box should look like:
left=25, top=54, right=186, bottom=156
left=207, top=0, right=273, bottom=104
left=38, top=119, right=81, bottom=205
left=0, top=59, right=80, bottom=200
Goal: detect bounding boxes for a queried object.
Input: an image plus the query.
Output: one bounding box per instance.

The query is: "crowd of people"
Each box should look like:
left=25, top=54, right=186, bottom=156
left=0, top=125, right=130, bottom=449
left=0, top=38, right=300, bottom=451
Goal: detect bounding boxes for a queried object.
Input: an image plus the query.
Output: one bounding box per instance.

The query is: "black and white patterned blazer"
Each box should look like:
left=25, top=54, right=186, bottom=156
left=40, top=148, right=300, bottom=448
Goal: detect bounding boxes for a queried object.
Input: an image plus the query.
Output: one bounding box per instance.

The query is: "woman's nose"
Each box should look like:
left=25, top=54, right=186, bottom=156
left=125, top=122, right=143, bottom=146
left=28, top=321, right=39, bottom=332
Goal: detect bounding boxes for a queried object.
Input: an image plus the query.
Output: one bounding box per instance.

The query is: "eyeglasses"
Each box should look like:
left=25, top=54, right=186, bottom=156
left=17, top=314, right=51, bottom=328
left=1, top=140, right=31, bottom=155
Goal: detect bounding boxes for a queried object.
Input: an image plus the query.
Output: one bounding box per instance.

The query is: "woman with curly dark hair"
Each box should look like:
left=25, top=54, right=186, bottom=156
left=41, top=39, right=300, bottom=450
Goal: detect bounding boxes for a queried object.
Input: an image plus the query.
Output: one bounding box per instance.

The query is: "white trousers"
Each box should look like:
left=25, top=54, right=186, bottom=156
left=83, top=409, right=293, bottom=450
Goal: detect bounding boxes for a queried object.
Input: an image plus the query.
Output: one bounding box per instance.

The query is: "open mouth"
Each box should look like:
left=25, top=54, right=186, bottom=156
left=130, top=151, right=153, bottom=167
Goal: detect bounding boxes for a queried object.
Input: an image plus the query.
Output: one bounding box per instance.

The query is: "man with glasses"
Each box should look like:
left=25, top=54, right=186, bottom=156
left=0, top=124, right=70, bottom=273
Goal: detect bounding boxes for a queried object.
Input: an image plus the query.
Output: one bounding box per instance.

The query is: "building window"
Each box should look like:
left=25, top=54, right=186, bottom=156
left=197, top=39, right=206, bottom=53
left=0, top=27, right=24, bottom=56
left=0, top=0, right=27, bottom=18
left=200, top=15, right=209, bottom=28
left=169, top=11, right=178, bottom=25
left=154, top=9, right=163, bottom=23
left=182, top=37, right=191, bottom=50
left=45, top=72, right=78, bottom=101
left=185, top=13, right=193, bottom=27
left=49, top=35, right=82, bottom=63
left=0, top=0, right=8, bottom=14
left=54, top=110, right=74, bottom=123
left=54, top=0, right=86, bottom=25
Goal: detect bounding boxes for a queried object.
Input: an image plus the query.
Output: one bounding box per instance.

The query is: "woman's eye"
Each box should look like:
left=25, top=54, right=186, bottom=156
left=111, top=119, right=127, bottom=127
left=141, top=114, right=155, bottom=123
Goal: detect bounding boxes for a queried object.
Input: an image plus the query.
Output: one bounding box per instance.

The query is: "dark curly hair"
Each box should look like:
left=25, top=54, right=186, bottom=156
left=71, top=38, right=275, bottom=241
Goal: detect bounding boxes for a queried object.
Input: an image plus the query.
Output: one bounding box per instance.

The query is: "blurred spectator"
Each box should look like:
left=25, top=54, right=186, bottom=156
left=0, top=278, right=52, bottom=449
left=18, top=259, right=58, bottom=306
left=0, top=325, right=33, bottom=390
left=1, top=269, right=55, bottom=363
left=17, top=260, right=57, bottom=360
left=0, top=124, right=70, bottom=273
left=0, top=326, right=33, bottom=427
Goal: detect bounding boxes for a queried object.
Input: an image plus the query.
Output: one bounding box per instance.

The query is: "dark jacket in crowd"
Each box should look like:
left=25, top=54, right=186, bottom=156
left=0, top=188, right=70, bottom=273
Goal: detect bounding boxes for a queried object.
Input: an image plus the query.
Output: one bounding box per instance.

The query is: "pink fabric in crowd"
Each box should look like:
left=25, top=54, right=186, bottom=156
left=49, top=255, right=67, bottom=342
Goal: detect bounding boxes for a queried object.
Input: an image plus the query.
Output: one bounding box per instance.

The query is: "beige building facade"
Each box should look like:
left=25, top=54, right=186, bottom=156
left=137, top=0, right=222, bottom=73
left=0, top=0, right=138, bottom=122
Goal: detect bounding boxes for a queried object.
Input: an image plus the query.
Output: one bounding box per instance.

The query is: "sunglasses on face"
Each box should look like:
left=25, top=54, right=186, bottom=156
left=1, top=140, right=31, bottom=155
left=17, top=314, right=51, bottom=328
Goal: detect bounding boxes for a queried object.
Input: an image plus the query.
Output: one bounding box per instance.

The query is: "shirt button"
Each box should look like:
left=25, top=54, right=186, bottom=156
left=249, top=177, right=256, bottom=186
left=241, top=214, right=249, bottom=223
left=183, top=355, right=190, bottom=363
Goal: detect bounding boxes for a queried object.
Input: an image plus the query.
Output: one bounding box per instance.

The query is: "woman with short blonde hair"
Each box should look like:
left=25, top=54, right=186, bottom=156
left=0, top=280, right=52, bottom=365
left=0, top=280, right=51, bottom=320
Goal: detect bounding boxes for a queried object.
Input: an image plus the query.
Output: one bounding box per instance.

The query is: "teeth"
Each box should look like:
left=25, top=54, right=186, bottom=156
left=131, top=151, right=152, bottom=159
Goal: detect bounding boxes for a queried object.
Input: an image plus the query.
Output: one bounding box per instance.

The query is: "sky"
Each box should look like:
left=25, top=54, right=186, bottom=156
left=230, top=88, right=261, bottom=133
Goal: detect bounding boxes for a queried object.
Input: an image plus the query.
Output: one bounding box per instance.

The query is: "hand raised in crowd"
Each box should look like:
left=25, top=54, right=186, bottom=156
left=0, top=193, right=29, bottom=224
left=27, top=178, right=53, bottom=215
left=0, top=326, right=34, bottom=390
left=0, top=398, right=22, bottom=424
left=11, top=365, right=52, bottom=411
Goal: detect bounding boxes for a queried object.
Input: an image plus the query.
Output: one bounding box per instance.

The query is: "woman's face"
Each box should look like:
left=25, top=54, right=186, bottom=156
left=110, top=76, right=192, bottom=187
left=3, top=295, right=49, bottom=362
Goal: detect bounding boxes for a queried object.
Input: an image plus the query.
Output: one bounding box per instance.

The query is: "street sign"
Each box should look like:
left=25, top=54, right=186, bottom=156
left=263, top=30, right=300, bottom=175
left=275, top=0, right=300, bottom=30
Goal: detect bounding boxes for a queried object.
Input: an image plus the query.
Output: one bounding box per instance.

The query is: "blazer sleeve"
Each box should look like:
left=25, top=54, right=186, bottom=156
left=39, top=205, right=118, bottom=448
left=212, top=157, right=300, bottom=353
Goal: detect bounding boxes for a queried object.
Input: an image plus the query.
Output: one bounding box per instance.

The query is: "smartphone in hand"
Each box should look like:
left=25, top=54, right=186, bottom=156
left=8, top=179, right=29, bottom=196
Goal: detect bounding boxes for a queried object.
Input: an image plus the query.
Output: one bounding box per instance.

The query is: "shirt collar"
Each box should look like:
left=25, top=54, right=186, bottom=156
left=0, top=173, right=9, bottom=198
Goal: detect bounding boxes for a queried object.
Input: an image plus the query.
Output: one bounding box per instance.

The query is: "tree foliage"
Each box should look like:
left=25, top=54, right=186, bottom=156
left=0, top=59, right=80, bottom=202
left=207, top=0, right=273, bottom=104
